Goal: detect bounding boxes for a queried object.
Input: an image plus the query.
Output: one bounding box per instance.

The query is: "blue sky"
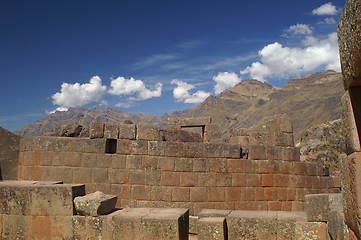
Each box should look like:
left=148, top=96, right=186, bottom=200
left=1, top=0, right=344, bottom=131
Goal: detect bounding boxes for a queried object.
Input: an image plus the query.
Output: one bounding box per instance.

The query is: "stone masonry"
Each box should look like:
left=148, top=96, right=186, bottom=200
left=18, top=117, right=340, bottom=216
left=338, top=0, right=361, bottom=238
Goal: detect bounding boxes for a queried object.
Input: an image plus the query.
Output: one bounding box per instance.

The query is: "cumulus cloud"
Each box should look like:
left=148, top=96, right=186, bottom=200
left=320, top=17, right=337, bottom=25
left=312, top=2, right=338, bottom=15
left=46, top=107, right=69, bottom=115
left=108, top=77, right=162, bottom=101
left=171, top=79, right=211, bottom=104
left=240, top=32, right=340, bottom=82
left=52, top=76, right=107, bottom=108
left=213, top=72, right=242, bottom=94
left=115, top=102, right=132, bottom=108
left=284, top=24, right=313, bottom=37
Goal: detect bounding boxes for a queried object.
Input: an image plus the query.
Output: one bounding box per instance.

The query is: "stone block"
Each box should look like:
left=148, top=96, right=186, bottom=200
left=227, top=210, right=278, bottom=240
left=117, top=139, right=148, bottom=155
left=118, top=123, right=136, bottom=139
left=79, top=138, right=107, bottom=153
left=198, top=209, right=231, bottom=218
left=74, top=191, right=117, bottom=216
left=72, top=215, right=113, bottom=240
left=249, top=145, right=266, bottom=160
left=342, top=91, right=361, bottom=154
left=0, top=181, right=85, bottom=216
left=112, top=208, right=189, bottom=240
left=148, top=141, right=165, bottom=156
left=342, top=152, right=361, bottom=237
left=197, top=217, right=227, bottom=240
left=104, top=123, right=119, bottom=139
left=338, top=0, right=361, bottom=89
left=189, top=215, right=198, bottom=234
left=294, top=222, right=328, bottom=240
left=136, top=125, right=161, bottom=141
left=90, top=122, right=105, bottom=139
left=305, top=193, right=343, bottom=222
left=204, top=143, right=241, bottom=159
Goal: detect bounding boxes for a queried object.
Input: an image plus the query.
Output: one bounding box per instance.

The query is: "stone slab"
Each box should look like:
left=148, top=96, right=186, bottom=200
left=197, top=217, right=227, bottom=240
left=119, top=123, right=136, bottom=140
left=112, top=208, right=189, bottom=240
left=342, top=91, right=361, bottom=154
left=198, top=209, right=231, bottom=218
left=74, top=191, right=117, bottom=216
left=0, top=181, right=85, bottom=216
left=227, top=210, right=315, bottom=240
left=90, top=122, right=105, bottom=139
left=338, top=0, right=361, bottom=89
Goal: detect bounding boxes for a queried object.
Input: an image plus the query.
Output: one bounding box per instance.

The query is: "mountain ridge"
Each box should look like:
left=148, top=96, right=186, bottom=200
left=14, top=71, right=344, bottom=141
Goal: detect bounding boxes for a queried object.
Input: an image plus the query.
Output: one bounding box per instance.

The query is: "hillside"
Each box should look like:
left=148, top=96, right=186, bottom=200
left=15, top=71, right=344, bottom=141
left=0, top=127, right=21, bottom=179
left=166, top=70, right=344, bottom=140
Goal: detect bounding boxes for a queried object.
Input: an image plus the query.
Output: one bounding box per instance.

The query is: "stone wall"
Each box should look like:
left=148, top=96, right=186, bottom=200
left=338, top=0, right=361, bottom=238
left=18, top=118, right=340, bottom=215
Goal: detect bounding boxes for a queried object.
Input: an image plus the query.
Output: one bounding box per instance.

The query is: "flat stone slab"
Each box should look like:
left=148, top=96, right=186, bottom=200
left=197, top=217, right=227, bottom=240
left=198, top=209, right=232, bottom=218
left=0, top=181, right=85, bottom=216
left=112, top=208, right=189, bottom=240
left=227, top=210, right=319, bottom=240
left=305, top=193, right=343, bottom=222
left=74, top=191, right=117, bottom=216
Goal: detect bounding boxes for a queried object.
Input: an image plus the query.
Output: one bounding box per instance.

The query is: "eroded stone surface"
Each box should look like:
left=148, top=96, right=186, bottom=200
left=74, top=191, right=117, bottom=216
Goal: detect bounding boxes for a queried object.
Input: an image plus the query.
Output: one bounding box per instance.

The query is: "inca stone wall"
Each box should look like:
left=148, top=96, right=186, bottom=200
left=338, top=0, right=361, bottom=238
left=18, top=117, right=340, bottom=215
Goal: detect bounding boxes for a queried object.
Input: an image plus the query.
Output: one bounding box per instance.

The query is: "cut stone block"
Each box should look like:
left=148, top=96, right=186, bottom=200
left=189, top=215, right=198, bottom=234
left=112, top=208, right=189, bottom=240
left=72, top=215, right=114, bottom=239
left=294, top=222, right=328, bottom=240
left=342, top=91, right=361, bottom=154
left=198, top=209, right=231, bottom=218
left=227, top=210, right=319, bottom=240
left=119, top=123, right=136, bottom=140
left=338, top=0, right=361, bottom=89
left=197, top=217, right=227, bottom=240
left=342, top=152, right=361, bottom=238
left=136, top=125, right=161, bottom=141
left=74, top=191, right=117, bottom=216
left=0, top=181, right=85, bottom=216
left=304, top=193, right=343, bottom=223
left=90, top=122, right=105, bottom=139
left=104, top=124, right=119, bottom=139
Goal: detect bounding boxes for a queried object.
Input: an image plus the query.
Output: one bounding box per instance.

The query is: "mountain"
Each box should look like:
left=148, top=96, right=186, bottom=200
left=165, top=70, right=343, bottom=140
left=0, top=127, right=21, bottom=180
left=15, top=71, right=344, bottom=142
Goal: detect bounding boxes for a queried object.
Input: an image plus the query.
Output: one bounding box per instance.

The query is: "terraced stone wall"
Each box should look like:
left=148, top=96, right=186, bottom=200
left=18, top=118, right=340, bottom=215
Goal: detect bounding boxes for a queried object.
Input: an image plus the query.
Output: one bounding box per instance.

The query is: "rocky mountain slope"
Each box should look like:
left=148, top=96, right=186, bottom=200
left=0, top=127, right=20, bottom=179
left=15, top=71, right=344, bottom=141
left=298, top=119, right=345, bottom=175
left=166, top=70, right=344, bottom=140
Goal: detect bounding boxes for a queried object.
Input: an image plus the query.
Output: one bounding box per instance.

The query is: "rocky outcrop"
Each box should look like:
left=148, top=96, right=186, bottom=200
left=298, top=119, right=345, bottom=175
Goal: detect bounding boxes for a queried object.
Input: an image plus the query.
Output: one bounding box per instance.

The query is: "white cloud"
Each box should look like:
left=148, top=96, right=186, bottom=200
left=115, top=102, right=132, bottom=108
left=312, top=2, right=338, bottom=15
left=213, top=72, right=242, bottom=95
left=171, top=79, right=211, bottom=104
left=284, top=24, right=313, bottom=37
left=52, top=76, right=107, bottom=108
left=46, top=107, right=69, bottom=115
left=321, top=17, right=337, bottom=25
left=108, top=76, right=162, bottom=101
left=240, top=32, right=340, bottom=82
